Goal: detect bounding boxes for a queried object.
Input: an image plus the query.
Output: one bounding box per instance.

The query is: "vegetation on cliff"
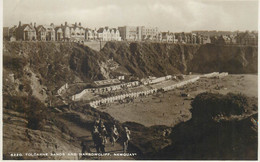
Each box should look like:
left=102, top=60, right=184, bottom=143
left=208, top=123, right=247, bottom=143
left=154, top=92, right=257, bottom=160
left=101, top=42, right=257, bottom=77
left=2, top=41, right=258, bottom=159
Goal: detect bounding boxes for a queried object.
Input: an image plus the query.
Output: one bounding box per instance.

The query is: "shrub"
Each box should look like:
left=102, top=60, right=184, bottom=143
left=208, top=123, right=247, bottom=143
left=4, top=95, right=47, bottom=130
left=3, top=55, right=27, bottom=78
left=25, top=96, right=47, bottom=130
left=191, top=92, right=247, bottom=121
left=4, top=95, right=27, bottom=113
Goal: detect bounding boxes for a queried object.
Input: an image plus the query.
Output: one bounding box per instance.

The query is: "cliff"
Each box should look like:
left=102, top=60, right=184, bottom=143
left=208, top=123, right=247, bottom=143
left=101, top=42, right=201, bottom=77
left=2, top=41, right=258, bottom=160
left=100, top=42, right=257, bottom=77
left=151, top=92, right=258, bottom=160
left=189, top=44, right=258, bottom=74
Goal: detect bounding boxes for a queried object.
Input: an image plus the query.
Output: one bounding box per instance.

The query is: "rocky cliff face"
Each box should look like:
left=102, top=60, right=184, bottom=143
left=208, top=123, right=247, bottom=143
left=3, top=42, right=106, bottom=159
left=101, top=42, right=201, bottom=77
left=100, top=42, right=257, bottom=77
left=4, top=42, right=257, bottom=91
left=3, top=42, right=105, bottom=92
left=189, top=44, right=258, bottom=74
left=2, top=41, right=258, bottom=160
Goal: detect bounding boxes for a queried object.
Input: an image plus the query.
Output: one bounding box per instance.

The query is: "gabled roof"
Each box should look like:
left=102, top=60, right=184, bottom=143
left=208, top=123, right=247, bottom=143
left=42, top=25, right=55, bottom=31
left=71, top=24, right=85, bottom=30
left=85, top=28, right=93, bottom=32
left=9, top=26, right=17, bottom=33
left=20, top=24, right=35, bottom=31
left=36, top=25, right=46, bottom=32
left=97, top=28, right=105, bottom=33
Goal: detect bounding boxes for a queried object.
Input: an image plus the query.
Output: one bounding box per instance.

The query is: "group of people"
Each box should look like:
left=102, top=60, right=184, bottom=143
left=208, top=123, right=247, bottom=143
left=91, top=118, right=131, bottom=153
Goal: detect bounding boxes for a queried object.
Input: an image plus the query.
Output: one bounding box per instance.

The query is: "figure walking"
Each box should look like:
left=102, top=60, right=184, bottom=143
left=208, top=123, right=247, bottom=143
left=92, top=125, right=99, bottom=147
left=110, top=125, right=119, bottom=146
left=92, top=120, right=107, bottom=153
left=122, top=127, right=131, bottom=153
left=80, top=140, right=91, bottom=159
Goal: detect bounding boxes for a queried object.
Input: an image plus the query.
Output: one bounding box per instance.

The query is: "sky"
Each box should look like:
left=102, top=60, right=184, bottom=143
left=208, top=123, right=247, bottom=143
left=3, top=0, right=259, bottom=32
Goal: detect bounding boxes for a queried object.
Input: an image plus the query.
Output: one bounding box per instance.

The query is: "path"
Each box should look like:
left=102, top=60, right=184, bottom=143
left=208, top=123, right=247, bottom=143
left=58, top=117, right=134, bottom=160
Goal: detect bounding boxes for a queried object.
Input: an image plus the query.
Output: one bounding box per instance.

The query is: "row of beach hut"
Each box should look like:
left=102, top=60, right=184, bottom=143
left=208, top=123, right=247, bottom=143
left=162, top=76, right=200, bottom=91
left=72, top=81, right=140, bottom=101
left=89, top=88, right=158, bottom=108
left=201, top=72, right=228, bottom=78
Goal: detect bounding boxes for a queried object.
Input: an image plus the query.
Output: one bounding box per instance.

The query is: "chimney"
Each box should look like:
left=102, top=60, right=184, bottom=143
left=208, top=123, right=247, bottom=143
left=50, top=23, right=54, bottom=27
left=61, top=24, right=63, bottom=27
left=65, top=22, right=67, bottom=26
left=75, top=22, right=77, bottom=26
left=30, top=22, right=32, bottom=26
left=19, top=21, right=21, bottom=26
left=34, top=22, right=36, bottom=28
left=79, top=22, right=81, bottom=26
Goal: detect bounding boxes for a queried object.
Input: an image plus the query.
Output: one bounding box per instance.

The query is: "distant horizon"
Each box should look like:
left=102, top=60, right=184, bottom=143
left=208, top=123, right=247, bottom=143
left=3, top=0, right=258, bottom=33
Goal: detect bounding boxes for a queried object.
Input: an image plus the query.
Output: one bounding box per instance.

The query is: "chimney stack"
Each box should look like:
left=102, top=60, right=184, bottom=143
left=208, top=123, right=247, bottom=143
left=79, top=22, right=81, bottom=26
left=75, top=22, right=77, bottom=26
left=65, top=22, right=67, bottom=26
left=34, top=22, right=36, bottom=28
left=19, top=21, right=21, bottom=26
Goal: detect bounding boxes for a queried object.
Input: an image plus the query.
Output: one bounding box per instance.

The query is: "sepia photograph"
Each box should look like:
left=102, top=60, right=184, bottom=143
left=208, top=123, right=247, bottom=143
left=1, top=0, right=258, bottom=160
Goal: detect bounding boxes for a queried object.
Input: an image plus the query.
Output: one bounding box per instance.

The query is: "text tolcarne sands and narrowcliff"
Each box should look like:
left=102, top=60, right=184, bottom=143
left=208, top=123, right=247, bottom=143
left=10, top=152, right=137, bottom=157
